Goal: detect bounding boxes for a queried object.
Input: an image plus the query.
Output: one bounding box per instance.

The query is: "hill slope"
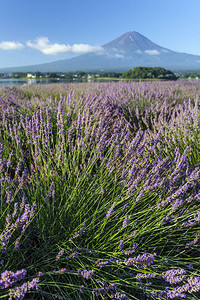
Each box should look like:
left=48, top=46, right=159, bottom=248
left=1, top=31, right=200, bottom=72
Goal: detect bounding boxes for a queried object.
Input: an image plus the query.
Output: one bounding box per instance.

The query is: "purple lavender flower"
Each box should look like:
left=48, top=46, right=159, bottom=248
left=80, top=285, right=85, bottom=294
left=56, top=248, right=65, bottom=260
left=136, top=272, right=157, bottom=280
left=162, top=269, right=186, bottom=284
left=93, top=281, right=118, bottom=298
left=69, top=222, right=86, bottom=241
left=78, top=269, right=94, bottom=280
left=0, top=269, right=27, bottom=289
left=122, top=215, right=130, bottom=228
left=106, top=202, right=116, bottom=219
left=15, top=237, right=20, bottom=249
left=8, top=272, right=42, bottom=299
left=53, top=268, right=67, bottom=275
left=95, top=260, right=109, bottom=268
left=122, top=203, right=128, bottom=211
left=124, top=243, right=138, bottom=255
left=119, top=240, right=124, bottom=251
left=124, top=252, right=156, bottom=268
left=44, top=181, right=55, bottom=202
left=68, top=251, right=79, bottom=259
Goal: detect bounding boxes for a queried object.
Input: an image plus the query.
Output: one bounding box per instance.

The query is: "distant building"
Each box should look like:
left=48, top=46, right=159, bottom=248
left=27, top=73, right=36, bottom=79
left=87, top=75, right=94, bottom=79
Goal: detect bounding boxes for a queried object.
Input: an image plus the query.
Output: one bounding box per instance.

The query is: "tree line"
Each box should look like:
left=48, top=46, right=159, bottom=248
left=0, top=67, right=179, bottom=81
left=121, top=67, right=178, bottom=80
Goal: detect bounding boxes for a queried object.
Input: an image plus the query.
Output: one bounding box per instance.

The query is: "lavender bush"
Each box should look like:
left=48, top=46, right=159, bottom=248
left=0, top=80, right=200, bottom=299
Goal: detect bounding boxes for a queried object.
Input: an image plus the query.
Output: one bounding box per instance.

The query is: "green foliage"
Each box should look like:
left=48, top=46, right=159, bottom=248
left=99, top=72, right=123, bottom=78
left=178, top=70, right=200, bottom=79
left=121, top=66, right=178, bottom=80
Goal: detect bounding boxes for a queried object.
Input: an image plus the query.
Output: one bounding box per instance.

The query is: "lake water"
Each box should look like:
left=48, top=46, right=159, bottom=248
left=0, top=78, right=87, bottom=86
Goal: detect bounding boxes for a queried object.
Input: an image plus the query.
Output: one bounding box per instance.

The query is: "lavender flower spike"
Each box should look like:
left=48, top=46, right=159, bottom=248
left=106, top=202, right=116, bottom=219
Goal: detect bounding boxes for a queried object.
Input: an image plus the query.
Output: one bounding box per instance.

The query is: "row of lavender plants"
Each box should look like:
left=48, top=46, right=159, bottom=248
left=0, top=80, right=200, bottom=299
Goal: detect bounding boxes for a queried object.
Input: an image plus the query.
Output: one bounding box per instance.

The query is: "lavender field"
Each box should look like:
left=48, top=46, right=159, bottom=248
left=0, top=80, right=200, bottom=299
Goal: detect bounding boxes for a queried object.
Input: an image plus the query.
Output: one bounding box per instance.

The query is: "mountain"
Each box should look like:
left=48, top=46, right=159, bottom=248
left=103, top=31, right=164, bottom=53
left=1, top=31, right=200, bottom=73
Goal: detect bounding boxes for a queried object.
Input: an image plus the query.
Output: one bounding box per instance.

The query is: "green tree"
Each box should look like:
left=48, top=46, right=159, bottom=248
left=121, top=67, right=177, bottom=80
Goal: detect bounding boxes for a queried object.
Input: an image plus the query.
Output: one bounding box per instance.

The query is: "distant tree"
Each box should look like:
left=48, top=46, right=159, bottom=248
left=49, top=73, right=59, bottom=78
left=121, top=67, right=177, bottom=80
left=76, top=71, right=87, bottom=78
left=35, top=72, right=42, bottom=78
left=99, top=72, right=122, bottom=78
left=12, top=72, right=26, bottom=78
left=64, top=73, right=73, bottom=80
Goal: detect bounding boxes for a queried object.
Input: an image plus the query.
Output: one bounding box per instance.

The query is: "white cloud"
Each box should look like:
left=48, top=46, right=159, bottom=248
left=0, top=41, right=24, bottom=50
left=111, top=48, right=125, bottom=54
left=114, top=53, right=124, bottom=58
left=68, top=43, right=103, bottom=54
left=98, top=50, right=125, bottom=59
left=26, top=37, right=103, bottom=55
left=145, top=49, right=160, bottom=55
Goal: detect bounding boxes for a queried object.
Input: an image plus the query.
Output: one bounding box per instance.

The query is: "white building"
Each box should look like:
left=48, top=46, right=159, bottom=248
left=27, top=73, right=36, bottom=79
left=27, top=73, right=32, bottom=78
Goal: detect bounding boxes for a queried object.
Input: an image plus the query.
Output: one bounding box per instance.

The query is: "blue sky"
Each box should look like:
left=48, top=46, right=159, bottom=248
left=0, top=0, right=200, bottom=68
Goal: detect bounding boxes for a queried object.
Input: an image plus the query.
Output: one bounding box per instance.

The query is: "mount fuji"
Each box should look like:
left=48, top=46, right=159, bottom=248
left=1, top=31, right=200, bottom=72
